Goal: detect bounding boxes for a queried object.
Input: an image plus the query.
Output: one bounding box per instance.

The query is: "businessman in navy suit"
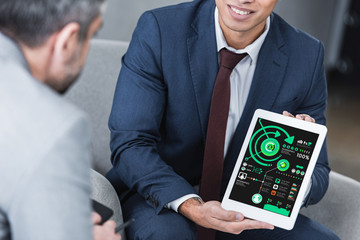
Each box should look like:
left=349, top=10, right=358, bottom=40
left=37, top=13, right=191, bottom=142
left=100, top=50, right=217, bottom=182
left=107, top=0, right=339, bottom=239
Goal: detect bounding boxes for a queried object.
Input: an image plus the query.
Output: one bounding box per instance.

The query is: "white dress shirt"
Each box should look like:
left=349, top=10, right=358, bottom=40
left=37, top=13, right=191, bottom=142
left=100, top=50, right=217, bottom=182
left=166, top=8, right=271, bottom=212
left=216, top=10, right=270, bottom=156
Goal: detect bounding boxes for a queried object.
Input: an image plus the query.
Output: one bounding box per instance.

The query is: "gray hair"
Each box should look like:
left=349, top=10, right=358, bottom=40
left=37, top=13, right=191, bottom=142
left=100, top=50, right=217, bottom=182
left=0, top=0, right=106, bottom=47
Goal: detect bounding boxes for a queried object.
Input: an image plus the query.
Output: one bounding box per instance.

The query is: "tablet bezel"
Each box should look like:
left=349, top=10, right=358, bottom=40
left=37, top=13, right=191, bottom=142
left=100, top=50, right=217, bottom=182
left=221, top=109, right=327, bottom=230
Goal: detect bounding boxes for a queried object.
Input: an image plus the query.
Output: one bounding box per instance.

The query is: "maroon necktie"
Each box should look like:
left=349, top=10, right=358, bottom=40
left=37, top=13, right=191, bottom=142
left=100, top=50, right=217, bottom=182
left=198, top=48, right=247, bottom=240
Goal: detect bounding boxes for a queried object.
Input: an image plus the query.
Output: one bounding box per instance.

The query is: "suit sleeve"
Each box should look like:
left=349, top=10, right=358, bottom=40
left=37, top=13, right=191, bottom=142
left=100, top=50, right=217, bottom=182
left=295, top=42, right=330, bottom=207
left=108, top=11, right=196, bottom=214
left=8, top=116, right=93, bottom=240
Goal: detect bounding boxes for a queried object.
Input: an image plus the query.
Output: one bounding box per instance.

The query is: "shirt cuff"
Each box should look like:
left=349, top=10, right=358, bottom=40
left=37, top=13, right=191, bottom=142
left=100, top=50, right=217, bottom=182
left=166, top=194, right=200, bottom=213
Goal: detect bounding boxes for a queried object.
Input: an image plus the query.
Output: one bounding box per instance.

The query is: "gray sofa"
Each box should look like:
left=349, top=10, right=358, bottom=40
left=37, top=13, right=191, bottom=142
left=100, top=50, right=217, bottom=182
left=65, top=39, right=360, bottom=240
left=65, top=39, right=127, bottom=239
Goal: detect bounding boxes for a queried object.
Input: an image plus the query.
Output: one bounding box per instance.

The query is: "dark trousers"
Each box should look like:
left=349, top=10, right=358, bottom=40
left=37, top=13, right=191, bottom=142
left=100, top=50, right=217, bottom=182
left=122, top=193, right=340, bottom=240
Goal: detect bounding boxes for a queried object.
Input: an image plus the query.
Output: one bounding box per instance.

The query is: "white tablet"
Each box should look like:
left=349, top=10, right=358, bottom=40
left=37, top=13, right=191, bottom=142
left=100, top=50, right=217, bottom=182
left=221, top=109, right=327, bottom=230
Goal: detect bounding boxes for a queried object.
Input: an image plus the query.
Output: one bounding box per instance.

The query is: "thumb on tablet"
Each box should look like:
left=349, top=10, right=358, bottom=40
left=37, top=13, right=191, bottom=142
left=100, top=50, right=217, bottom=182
left=218, top=209, right=244, bottom=222
left=235, top=212, right=244, bottom=221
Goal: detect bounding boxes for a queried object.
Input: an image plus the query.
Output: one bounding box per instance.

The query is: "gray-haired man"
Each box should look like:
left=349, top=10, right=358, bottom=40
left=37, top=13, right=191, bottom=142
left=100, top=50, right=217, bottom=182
left=0, top=0, right=120, bottom=239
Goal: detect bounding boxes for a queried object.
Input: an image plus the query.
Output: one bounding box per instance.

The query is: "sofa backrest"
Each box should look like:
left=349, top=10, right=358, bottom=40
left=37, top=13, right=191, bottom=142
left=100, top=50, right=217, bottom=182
left=300, top=171, right=360, bottom=239
left=65, top=39, right=129, bottom=174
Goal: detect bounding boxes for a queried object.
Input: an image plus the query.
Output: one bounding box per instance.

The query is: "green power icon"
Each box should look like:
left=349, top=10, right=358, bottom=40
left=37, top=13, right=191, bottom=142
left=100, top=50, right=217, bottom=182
left=247, top=119, right=295, bottom=167
left=261, top=138, right=280, bottom=156
left=277, top=159, right=290, bottom=171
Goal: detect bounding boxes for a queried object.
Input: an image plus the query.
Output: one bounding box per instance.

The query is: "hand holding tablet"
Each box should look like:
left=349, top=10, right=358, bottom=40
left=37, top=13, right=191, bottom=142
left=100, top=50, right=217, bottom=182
left=178, top=198, right=274, bottom=235
left=222, top=109, right=327, bottom=230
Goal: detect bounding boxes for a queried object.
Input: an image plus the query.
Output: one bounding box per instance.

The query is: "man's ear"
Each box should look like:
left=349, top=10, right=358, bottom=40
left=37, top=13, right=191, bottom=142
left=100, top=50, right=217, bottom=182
left=52, top=22, right=81, bottom=62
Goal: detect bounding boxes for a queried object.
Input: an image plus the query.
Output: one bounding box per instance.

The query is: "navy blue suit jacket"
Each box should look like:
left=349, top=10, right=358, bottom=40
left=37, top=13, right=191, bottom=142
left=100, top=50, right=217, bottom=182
left=107, top=0, right=330, bottom=214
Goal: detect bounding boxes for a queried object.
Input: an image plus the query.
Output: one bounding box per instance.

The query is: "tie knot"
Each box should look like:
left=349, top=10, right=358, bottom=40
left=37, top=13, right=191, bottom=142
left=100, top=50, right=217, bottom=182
left=220, top=48, right=247, bottom=70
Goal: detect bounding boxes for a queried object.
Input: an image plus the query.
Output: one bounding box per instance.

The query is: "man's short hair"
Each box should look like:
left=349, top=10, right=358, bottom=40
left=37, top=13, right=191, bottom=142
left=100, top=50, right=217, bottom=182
left=0, top=0, right=106, bottom=47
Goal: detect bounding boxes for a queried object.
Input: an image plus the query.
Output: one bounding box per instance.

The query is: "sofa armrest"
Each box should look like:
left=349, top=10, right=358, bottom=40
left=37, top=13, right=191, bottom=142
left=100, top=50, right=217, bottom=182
left=300, top=171, right=360, bottom=239
left=90, top=169, right=126, bottom=240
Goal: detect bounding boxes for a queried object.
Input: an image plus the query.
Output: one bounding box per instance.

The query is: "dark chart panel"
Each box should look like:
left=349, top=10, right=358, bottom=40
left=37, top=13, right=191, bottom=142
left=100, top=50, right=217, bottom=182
left=229, top=118, right=319, bottom=217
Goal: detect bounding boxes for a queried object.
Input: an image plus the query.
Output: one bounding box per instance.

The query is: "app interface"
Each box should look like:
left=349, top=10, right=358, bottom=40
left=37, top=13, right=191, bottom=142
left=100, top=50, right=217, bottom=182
left=229, top=118, right=319, bottom=217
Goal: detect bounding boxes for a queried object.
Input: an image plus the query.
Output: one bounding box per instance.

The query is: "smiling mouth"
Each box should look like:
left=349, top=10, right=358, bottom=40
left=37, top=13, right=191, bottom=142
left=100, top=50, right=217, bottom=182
left=230, top=6, right=252, bottom=16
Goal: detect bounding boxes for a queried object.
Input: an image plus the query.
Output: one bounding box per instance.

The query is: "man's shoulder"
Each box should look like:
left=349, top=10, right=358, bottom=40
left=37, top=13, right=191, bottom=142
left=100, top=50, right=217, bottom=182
left=4, top=60, right=84, bottom=117
left=0, top=61, right=88, bottom=150
left=271, top=13, right=322, bottom=47
left=131, top=0, right=215, bottom=47
left=149, top=0, right=202, bottom=15
left=0, top=61, right=90, bottom=204
left=142, top=0, right=211, bottom=28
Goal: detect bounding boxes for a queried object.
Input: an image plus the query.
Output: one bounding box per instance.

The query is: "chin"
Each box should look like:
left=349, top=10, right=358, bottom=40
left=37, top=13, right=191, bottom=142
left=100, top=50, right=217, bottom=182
left=47, top=72, right=79, bottom=95
left=59, top=74, right=80, bottom=94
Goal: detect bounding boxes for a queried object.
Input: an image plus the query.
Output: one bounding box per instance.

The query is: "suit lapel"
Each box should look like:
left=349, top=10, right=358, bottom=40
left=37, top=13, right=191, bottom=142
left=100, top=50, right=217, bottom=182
left=242, top=14, right=288, bottom=122
left=224, top=14, right=289, bottom=178
left=187, top=1, right=218, bottom=141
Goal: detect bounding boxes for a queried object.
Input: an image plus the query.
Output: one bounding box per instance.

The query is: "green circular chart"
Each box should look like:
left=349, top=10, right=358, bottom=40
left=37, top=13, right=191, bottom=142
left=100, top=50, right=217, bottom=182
left=247, top=120, right=293, bottom=167
left=261, top=138, right=280, bottom=156
left=277, top=159, right=290, bottom=171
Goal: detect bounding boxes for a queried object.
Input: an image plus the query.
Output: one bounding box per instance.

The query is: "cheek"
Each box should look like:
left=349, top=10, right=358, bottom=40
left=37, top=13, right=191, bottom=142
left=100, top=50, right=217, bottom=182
left=216, top=0, right=227, bottom=12
left=80, top=42, right=91, bottom=65
left=262, top=0, right=278, bottom=13
left=72, top=46, right=89, bottom=72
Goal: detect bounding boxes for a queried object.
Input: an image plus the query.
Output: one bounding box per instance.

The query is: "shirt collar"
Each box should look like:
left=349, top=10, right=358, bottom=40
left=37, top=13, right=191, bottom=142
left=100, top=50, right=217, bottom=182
left=214, top=7, right=270, bottom=65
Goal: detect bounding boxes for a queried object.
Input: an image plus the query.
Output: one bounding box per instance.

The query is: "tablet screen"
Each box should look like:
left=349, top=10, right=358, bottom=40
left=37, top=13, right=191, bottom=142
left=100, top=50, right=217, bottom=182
left=229, top=117, right=319, bottom=217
